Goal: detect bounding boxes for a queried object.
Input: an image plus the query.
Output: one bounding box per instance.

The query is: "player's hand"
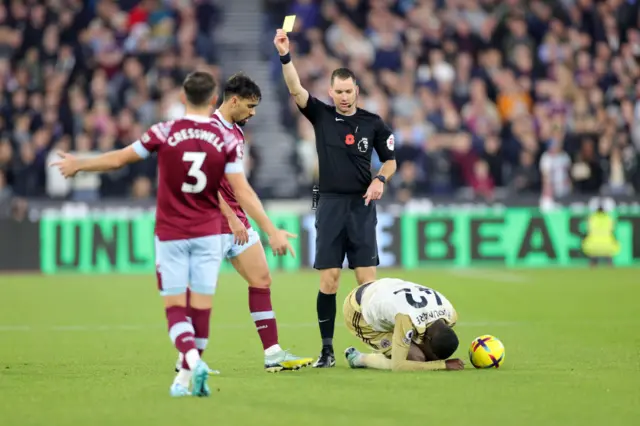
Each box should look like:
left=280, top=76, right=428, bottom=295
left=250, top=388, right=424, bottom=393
left=228, top=217, right=249, bottom=245
left=268, top=229, right=297, bottom=257
left=445, top=359, right=465, bottom=371
left=363, top=179, right=384, bottom=206
left=50, top=151, right=80, bottom=178
left=274, top=29, right=290, bottom=55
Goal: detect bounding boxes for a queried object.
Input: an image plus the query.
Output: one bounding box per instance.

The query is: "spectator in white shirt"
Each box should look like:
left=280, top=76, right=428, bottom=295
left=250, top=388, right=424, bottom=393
left=540, top=140, right=572, bottom=201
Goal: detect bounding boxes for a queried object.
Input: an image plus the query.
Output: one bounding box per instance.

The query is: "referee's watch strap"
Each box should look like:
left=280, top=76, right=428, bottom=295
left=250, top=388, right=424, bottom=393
left=279, top=52, right=291, bottom=64
left=374, top=175, right=386, bottom=184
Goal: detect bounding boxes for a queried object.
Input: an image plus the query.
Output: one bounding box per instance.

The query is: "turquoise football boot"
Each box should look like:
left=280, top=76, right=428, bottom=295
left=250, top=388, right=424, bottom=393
left=344, top=347, right=365, bottom=368
left=191, top=360, right=212, bottom=397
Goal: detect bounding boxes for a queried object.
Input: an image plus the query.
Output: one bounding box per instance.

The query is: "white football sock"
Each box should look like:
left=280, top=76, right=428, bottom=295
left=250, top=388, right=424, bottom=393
left=264, top=344, right=283, bottom=356
left=174, top=369, right=192, bottom=388
left=184, top=348, right=200, bottom=370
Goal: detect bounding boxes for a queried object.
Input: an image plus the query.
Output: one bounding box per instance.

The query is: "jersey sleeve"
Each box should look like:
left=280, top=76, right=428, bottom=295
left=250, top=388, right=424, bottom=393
left=297, top=95, right=326, bottom=124
left=390, top=313, right=448, bottom=372
left=224, top=137, right=244, bottom=174
left=131, top=122, right=171, bottom=159
left=390, top=313, right=416, bottom=363
left=372, top=117, right=395, bottom=162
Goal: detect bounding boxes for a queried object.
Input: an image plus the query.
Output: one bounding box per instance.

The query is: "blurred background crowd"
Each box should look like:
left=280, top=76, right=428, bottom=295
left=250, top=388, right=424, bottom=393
left=267, top=0, right=640, bottom=203
left=0, top=0, right=222, bottom=206
left=1, top=0, right=639, bottom=211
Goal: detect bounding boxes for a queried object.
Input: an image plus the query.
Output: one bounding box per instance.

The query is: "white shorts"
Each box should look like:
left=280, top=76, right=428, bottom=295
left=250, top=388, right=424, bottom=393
left=155, top=235, right=227, bottom=297
left=154, top=229, right=261, bottom=297
left=225, top=228, right=261, bottom=259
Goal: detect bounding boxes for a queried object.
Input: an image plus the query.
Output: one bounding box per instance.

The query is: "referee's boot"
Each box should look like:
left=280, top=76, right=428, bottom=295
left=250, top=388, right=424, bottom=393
left=312, top=345, right=336, bottom=368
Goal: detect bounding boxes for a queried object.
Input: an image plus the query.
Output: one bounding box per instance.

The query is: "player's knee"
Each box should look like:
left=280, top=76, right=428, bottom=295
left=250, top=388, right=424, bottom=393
left=189, top=291, right=213, bottom=310
left=319, top=268, right=340, bottom=294
left=163, top=293, right=188, bottom=308
left=248, top=271, right=272, bottom=289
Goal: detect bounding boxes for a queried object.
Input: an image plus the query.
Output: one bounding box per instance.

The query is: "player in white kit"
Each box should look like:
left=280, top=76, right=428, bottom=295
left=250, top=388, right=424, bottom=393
left=343, top=278, right=464, bottom=371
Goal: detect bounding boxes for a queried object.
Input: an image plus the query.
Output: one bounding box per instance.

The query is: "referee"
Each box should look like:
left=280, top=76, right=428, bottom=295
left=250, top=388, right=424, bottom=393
left=274, top=29, right=397, bottom=368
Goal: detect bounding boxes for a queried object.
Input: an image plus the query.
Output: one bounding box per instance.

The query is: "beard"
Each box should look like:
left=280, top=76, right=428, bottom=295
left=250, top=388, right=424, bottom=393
left=235, top=114, right=252, bottom=127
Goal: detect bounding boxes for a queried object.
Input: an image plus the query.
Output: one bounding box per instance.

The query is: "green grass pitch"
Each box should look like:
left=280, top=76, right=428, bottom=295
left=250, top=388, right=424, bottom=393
left=1, top=269, right=639, bottom=426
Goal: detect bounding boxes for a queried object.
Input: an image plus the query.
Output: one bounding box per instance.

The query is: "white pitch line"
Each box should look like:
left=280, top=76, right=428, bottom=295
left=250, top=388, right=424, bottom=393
left=0, top=321, right=521, bottom=332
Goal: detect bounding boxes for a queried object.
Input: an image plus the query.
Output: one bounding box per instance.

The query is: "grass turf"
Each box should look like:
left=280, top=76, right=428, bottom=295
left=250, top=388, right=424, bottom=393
left=0, top=268, right=638, bottom=426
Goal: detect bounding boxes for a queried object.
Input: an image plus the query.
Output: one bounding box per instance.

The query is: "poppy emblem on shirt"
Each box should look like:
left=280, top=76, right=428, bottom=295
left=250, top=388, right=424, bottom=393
left=345, top=134, right=355, bottom=145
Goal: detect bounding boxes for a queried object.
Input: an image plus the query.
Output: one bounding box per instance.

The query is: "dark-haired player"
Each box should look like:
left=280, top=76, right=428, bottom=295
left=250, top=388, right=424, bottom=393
left=274, top=29, right=397, bottom=368
left=51, top=71, right=296, bottom=397
left=343, top=278, right=464, bottom=371
left=176, top=73, right=313, bottom=374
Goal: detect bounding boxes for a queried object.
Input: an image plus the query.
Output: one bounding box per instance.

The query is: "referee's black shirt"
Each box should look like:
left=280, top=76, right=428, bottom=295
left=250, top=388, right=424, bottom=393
left=298, top=96, right=396, bottom=195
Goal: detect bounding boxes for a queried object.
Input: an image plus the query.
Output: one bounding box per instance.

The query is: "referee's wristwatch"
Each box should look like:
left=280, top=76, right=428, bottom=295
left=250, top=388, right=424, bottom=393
left=373, top=175, right=386, bottom=184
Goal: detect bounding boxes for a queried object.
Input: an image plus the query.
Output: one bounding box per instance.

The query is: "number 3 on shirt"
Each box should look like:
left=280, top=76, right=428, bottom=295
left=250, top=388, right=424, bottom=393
left=182, top=151, right=207, bottom=193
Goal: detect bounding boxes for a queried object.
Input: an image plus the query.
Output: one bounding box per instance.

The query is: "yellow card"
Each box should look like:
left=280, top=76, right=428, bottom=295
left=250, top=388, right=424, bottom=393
left=283, top=15, right=296, bottom=33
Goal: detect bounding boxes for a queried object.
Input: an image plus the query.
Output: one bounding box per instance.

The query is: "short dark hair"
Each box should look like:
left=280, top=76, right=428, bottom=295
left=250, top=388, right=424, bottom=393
left=223, top=72, right=262, bottom=101
left=428, top=321, right=459, bottom=360
left=182, top=71, right=217, bottom=107
left=331, top=68, right=357, bottom=86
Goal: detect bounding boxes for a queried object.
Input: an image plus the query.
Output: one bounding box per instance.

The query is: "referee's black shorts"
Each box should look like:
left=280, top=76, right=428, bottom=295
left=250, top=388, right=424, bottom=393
left=314, top=194, right=378, bottom=270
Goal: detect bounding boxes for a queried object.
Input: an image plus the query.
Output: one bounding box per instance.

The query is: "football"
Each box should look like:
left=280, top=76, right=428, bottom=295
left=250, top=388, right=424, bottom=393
left=469, top=335, right=505, bottom=369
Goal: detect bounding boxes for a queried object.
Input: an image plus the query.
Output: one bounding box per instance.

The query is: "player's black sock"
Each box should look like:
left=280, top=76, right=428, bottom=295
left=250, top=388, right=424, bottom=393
left=317, top=291, right=336, bottom=349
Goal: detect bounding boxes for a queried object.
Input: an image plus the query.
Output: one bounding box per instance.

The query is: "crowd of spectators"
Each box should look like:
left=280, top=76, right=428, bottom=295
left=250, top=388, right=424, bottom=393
left=0, top=0, right=222, bottom=210
left=266, top=0, right=640, bottom=203
left=1, top=0, right=639, bottom=210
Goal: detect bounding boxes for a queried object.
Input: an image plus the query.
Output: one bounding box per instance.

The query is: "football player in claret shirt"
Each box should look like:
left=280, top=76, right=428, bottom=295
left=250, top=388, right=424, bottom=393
left=51, top=71, right=296, bottom=397
left=175, top=73, right=313, bottom=375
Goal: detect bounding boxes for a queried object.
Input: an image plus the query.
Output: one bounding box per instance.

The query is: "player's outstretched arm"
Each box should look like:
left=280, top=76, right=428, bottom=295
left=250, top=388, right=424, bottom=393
left=355, top=344, right=441, bottom=371
left=389, top=315, right=464, bottom=372
left=50, top=146, right=143, bottom=178
left=274, top=29, right=309, bottom=109
left=225, top=171, right=297, bottom=257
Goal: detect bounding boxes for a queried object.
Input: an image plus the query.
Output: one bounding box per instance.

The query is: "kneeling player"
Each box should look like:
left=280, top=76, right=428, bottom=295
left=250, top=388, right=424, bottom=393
left=343, top=278, right=464, bottom=371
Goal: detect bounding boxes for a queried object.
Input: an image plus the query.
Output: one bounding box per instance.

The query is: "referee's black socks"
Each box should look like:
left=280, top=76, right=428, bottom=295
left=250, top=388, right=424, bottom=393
left=317, top=291, right=336, bottom=349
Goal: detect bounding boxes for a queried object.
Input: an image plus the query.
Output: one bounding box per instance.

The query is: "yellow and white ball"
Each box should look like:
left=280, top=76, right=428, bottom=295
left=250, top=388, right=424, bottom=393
left=469, top=335, right=505, bottom=369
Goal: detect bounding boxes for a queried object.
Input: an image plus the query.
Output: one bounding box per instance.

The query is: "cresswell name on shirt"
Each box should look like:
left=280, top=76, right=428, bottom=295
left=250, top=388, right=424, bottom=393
left=143, top=127, right=225, bottom=151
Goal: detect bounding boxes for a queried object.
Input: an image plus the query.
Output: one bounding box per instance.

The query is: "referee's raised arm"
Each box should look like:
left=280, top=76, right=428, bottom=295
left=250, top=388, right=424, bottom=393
left=273, top=29, right=309, bottom=109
